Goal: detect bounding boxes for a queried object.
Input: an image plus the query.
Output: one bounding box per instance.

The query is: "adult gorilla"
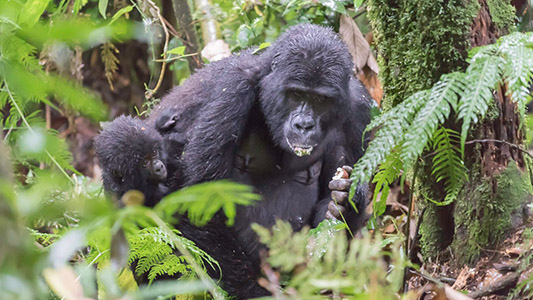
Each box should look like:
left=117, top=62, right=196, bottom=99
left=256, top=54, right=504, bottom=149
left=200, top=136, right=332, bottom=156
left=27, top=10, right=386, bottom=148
left=175, top=24, right=373, bottom=298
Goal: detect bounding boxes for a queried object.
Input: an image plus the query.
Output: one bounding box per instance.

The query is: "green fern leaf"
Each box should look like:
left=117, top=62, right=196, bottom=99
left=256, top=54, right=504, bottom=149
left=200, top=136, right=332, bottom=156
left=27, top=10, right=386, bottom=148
left=371, top=151, right=403, bottom=217
left=401, top=73, right=466, bottom=164
left=350, top=90, right=429, bottom=198
left=457, top=51, right=503, bottom=152
left=128, top=227, right=218, bottom=281
left=430, top=127, right=466, bottom=205
left=499, top=33, right=533, bottom=115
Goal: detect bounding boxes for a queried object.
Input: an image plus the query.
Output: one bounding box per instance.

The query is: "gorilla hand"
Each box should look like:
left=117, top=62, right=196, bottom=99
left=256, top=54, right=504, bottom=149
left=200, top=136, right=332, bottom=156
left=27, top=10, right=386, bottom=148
left=326, top=166, right=352, bottom=220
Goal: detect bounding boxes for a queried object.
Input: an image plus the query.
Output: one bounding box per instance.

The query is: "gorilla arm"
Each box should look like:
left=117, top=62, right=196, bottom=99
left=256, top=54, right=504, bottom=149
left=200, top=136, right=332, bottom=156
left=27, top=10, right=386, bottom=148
left=183, top=54, right=263, bottom=185
left=312, top=78, right=373, bottom=232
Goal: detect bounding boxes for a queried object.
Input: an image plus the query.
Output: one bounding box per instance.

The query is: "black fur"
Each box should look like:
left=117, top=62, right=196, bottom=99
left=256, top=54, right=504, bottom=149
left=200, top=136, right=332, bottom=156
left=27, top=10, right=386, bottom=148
left=94, top=115, right=176, bottom=207
left=156, top=24, right=373, bottom=299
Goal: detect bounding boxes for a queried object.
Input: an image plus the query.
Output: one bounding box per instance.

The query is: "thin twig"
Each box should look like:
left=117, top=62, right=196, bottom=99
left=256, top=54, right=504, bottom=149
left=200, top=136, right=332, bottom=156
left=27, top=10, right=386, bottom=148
left=465, top=138, right=533, bottom=158
left=401, top=161, right=418, bottom=293
left=353, top=7, right=367, bottom=19
left=144, top=0, right=169, bottom=99
left=161, top=16, right=179, bottom=37
left=152, top=53, right=198, bottom=63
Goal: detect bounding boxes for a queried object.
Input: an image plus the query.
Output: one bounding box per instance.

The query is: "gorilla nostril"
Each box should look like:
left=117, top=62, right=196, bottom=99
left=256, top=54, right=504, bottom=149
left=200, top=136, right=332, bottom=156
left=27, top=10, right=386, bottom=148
left=294, top=117, right=316, bottom=132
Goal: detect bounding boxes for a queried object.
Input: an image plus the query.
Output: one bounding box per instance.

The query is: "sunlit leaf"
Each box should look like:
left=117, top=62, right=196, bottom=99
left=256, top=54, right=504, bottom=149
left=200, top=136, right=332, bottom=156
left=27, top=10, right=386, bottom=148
left=98, top=0, right=109, bottom=19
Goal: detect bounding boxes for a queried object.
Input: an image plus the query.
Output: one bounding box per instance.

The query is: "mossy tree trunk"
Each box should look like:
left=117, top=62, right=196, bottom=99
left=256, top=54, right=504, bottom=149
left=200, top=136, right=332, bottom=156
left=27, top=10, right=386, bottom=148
left=367, top=0, right=531, bottom=265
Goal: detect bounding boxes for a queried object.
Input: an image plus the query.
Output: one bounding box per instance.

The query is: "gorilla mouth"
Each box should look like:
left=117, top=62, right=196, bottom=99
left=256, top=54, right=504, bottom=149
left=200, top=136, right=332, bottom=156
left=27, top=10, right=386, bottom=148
left=286, top=138, right=315, bottom=157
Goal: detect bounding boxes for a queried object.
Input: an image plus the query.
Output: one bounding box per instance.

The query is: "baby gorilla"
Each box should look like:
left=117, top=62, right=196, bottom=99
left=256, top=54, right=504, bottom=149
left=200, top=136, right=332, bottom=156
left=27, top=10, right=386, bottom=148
left=94, top=115, right=171, bottom=207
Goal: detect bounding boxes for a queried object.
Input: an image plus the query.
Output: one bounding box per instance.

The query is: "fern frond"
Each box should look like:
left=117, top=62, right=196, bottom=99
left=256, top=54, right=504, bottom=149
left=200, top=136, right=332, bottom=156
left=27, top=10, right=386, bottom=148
left=155, top=181, right=260, bottom=226
left=430, top=127, right=466, bottom=205
left=457, top=52, right=504, bottom=151
left=148, top=255, right=192, bottom=283
left=401, top=73, right=466, bottom=163
left=128, top=227, right=218, bottom=281
left=371, top=151, right=403, bottom=217
left=0, top=35, right=40, bottom=71
left=365, top=94, right=418, bottom=131
left=350, top=90, right=429, bottom=193
left=499, top=33, right=533, bottom=115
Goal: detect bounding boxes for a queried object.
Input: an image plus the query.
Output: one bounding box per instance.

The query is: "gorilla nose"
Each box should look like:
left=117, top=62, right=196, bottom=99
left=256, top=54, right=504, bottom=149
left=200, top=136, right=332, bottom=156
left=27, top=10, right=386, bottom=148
left=154, top=160, right=167, bottom=178
left=293, top=115, right=316, bottom=132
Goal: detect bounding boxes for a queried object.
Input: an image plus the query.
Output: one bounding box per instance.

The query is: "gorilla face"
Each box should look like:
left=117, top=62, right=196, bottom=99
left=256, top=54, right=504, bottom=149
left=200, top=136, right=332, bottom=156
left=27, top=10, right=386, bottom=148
left=258, top=25, right=353, bottom=158
left=141, top=147, right=167, bottom=181
left=282, top=89, right=336, bottom=156
left=94, top=115, right=169, bottom=198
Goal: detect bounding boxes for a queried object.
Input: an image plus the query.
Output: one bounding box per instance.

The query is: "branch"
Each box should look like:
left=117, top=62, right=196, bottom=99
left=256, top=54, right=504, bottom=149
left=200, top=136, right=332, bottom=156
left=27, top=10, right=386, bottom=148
left=465, top=138, right=533, bottom=158
left=144, top=0, right=169, bottom=99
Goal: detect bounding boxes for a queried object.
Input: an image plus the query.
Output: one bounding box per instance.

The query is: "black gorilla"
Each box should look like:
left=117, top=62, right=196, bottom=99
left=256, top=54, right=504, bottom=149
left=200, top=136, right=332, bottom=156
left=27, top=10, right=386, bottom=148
left=146, top=24, right=373, bottom=298
left=94, top=115, right=179, bottom=207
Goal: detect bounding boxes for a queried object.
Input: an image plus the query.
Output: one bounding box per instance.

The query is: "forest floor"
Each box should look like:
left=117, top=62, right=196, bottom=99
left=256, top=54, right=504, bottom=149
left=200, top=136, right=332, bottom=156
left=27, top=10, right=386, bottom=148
left=406, top=211, right=533, bottom=299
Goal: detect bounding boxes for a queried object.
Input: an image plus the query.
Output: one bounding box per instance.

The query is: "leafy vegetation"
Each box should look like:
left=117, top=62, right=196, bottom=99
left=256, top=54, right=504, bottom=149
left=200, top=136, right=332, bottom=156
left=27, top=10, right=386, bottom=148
left=350, top=32, right=533, bottom=207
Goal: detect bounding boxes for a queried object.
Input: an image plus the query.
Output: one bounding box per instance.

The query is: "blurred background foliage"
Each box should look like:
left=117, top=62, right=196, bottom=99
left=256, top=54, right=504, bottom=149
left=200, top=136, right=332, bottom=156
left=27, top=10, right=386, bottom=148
left=1, top=0, right=533, bottom=299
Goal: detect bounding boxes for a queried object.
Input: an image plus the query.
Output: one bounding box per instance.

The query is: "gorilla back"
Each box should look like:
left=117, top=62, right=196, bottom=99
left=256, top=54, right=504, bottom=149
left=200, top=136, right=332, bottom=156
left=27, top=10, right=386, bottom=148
left=181, top=24, right=372, bottom=298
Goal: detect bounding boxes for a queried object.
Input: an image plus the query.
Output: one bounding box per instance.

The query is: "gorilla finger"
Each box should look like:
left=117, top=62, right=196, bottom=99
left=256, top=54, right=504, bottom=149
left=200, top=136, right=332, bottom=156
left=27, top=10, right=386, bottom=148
left=328, top=179, right=351, bottom=191
left=325, top=211, right=338, bottom=220
left=328, top=201, right=345, bottom=218
left=331, top=191, right=348, bottom=204
left=341, top=165, right=353, bottom=174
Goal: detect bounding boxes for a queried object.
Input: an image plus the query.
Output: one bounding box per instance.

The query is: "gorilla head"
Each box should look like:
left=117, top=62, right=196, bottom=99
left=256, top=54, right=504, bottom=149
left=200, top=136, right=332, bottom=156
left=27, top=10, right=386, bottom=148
left=259, top=24, right=353, bottom=157
left=94, top=115, right=168, bottom=205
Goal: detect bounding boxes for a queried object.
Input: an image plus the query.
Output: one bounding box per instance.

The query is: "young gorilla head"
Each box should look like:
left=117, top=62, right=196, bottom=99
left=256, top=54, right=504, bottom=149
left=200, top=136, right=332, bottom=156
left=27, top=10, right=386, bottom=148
left=259, top=24, right=353, bottom=157
left=94, top=115, right=168, bottom=206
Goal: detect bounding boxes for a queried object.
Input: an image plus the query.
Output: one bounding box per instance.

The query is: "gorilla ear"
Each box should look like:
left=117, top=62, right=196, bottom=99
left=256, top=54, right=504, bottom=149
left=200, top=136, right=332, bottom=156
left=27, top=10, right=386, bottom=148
left=161, top=115, right=177, bottom=131
left=271, top=53, right=281, bottom=71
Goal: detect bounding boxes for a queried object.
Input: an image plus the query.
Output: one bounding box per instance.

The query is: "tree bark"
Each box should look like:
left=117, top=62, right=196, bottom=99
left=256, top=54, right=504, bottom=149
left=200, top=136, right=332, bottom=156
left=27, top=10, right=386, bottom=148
left=171, top=0, right=203, bottom=71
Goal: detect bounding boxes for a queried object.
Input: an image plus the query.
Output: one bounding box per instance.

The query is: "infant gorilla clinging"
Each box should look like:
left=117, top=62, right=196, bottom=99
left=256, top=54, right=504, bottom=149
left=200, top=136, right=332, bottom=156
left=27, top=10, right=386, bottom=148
left=94, top=115, right=183, bottom=206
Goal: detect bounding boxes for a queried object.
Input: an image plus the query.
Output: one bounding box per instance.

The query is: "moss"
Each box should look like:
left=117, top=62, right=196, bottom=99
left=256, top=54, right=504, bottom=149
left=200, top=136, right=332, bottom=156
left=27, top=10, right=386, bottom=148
left=416, top=161, right=455, bottom=258
left=486, top=0, right=516, bottom=32
left=451, top=162, right=532, bottom=264
left=367, top=0, right=479, bottom=110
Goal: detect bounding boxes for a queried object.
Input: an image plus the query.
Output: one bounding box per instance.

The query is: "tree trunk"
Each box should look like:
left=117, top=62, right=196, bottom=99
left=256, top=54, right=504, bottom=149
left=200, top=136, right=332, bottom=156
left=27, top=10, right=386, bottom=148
left=171, top=0, right=203, bottom=71
left=367, top=0, right=531, bottom=265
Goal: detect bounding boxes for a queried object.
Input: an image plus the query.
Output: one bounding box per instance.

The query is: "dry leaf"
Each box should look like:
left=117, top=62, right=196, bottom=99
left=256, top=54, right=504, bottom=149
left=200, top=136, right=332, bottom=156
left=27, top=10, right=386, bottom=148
left=478, top=268, right=503, bottom=290
left=505, top=247, right=523, bottom=257
left=339, top=14, right=378, bottom=74
left=339, top=14, right=383, bottom=105
left=452, top=266, right=475, bottom=290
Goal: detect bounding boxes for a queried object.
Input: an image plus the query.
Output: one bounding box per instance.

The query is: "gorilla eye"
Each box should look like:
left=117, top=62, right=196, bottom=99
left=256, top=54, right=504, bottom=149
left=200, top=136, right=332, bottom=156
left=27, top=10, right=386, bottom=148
left=112, top=170, right=123, bottom=180
left=142, top=158, right=150, bottom=167
left=314, top=94, right=327, bottom=102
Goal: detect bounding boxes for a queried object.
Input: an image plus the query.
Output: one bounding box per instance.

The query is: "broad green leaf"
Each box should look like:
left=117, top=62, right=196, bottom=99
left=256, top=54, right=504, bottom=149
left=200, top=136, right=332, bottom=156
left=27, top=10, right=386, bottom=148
left=18, top=0, right=50, bottom=27
left=110, top=5, right=133, bottom=25
left=252, top=42, right=271, bottom=54
left=166, top=46, right=186, bottom=56
left=98, top=0, right=109, bottom=19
